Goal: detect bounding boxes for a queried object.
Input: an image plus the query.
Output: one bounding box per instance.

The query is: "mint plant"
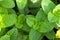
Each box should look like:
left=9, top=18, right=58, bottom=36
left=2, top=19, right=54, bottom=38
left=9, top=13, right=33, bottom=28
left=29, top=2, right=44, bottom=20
left=0, top=0, right=60, bottom=40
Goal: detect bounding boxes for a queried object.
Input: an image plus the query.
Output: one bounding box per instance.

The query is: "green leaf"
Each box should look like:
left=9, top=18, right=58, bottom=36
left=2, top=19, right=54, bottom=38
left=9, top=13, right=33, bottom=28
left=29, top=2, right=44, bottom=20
left=21, top=24, right=30, bottom=32
left=0, top=7, right=8, bottom=14
left=48, top=12, right=58, bottom=22
left=26, top=15, right=55, bottom=33
left=38, top=21, right=55, bottom=33
left=22, top=35, right=28, bottom=40
left=15, top=14, right=26, bottom=29
left=17, top=32, right=28, bottom=40
left=41, top=0, right=56, bottom=14
left=48, top=4, right=60, bottom=27
left=45, top=30, right=55, bottom=39
left=0, top=0, right=15, bottom=8
left=29, top=29, right=43, bottom=40
left=0, top=28, right=8, bottom=37
left=16, top=0, right=27, bottom=9
left=26, top=15, right=40, bottom=29
left=53, top=4, right=60, bottom=17
left=5, top=13, right=17, bottom=27
left=26, top=15, right=37, bottom=27
left=36, top=8, right=46, bottom=21
left=0, top=35, right=10, bottom=40
left=0, top=13, right=17, bottom=28
left=53, top=4, right=60, bottom=27
left=0, top=14, right=8, bottom=28
left=6, top=27, right=18, bottom=40
left=8, top=9, right=16, bottom=14
left=56, top=19, right=60, bottom=27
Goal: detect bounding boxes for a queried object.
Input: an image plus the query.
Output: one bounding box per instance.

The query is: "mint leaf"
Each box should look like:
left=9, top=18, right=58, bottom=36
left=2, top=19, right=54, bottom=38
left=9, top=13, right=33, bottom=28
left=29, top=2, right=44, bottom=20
left=17, top=32, right=28, bottom=40
left=15, top=14, right=26, bottom=29
left=26, top=15, right=37, bottom=27
left=5, top=13, right=17, bottom=27
left=16, top=0, right=27, bottom=9
left=0, top=35, right=10, bottom=40
left=45, top=30, right=55, bottom=39
left=53, top=4, right=60, bottom=17
left=36, top=8, right=46, bottom=21
left=41, top=0, right=56, bottom=14
left=0, top=28, right=8, bottom=37
left=0, top=13, right=17, bottom=28
left=6, top=27, right=18, bottom=40
left=0, top=7, right=8, bottom=14
left=48, top=4, right=60, bottom=27
left=48, top=12, right=58, bottom=22
left=38, top=21, right=55, bottom=33
left=26, top=15, right=41, bottom=30
left=0, top=0, right=15, bottom=8
left=29, top=29, right=43, bottom=40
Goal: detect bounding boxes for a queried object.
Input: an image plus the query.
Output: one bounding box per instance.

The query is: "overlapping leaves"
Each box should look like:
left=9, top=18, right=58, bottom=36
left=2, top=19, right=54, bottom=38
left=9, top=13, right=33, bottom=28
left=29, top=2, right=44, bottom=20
left=0, top=0, right=60, bottom=40
left=48, top=4, right=60, bottom=27
left=0, top=7, right=17, bottom=28
left=26, top=10, right=55, bottom=33
left=15, top=14, right=26, bottom=29
left=41, top=0, right=56, bottom=14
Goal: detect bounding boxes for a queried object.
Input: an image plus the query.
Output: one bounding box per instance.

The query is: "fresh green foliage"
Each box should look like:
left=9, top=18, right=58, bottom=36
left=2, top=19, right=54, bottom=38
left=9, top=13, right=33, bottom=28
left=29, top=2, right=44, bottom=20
left=0, top=35, right=10, bottom=40
left=16, top=0, right=27, bottom=9
left=29, top=29, right=43, bottom=40
left=0, top=0, right=15, bottom=8
left=41, top=0, right=56, bottom=14
left=0, top=0, right=60, bottom=40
